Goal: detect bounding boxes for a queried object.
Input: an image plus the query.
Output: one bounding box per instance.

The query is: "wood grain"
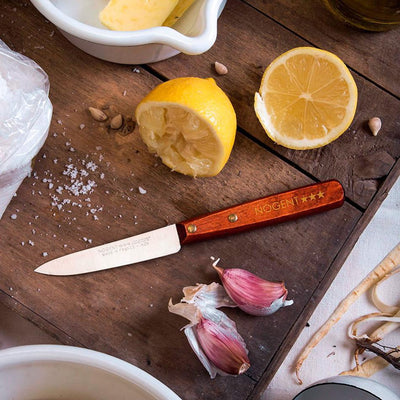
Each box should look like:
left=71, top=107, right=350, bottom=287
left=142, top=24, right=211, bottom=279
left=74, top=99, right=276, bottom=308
left=0, top=1, right=398, bottom=399
left=244, top=0, right=400, bottom=98
left=150, top=0, right=400, bottom=208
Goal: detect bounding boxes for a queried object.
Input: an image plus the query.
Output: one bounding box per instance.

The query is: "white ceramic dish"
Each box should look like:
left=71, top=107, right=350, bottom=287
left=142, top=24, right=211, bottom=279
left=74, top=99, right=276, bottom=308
left=293, top=375, right=400, bottom=400
left=30, top=0, right=227, bottom=64
left=0, top=344, right=181, bottom=400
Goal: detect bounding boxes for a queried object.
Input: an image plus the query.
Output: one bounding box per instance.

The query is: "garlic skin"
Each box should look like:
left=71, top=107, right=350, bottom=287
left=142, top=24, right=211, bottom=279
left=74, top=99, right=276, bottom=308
left=181, top=282, right=237, bottom=309
left=214, top=265, right=293, bottom=316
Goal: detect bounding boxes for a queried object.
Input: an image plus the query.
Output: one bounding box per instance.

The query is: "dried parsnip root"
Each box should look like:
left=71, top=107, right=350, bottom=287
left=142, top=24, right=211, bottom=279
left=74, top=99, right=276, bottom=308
left=371, top=266, right=400, bottom=314
left=340, top=308, right=400, bottom=377
left=348, top=312, right=400, bottom=341
left=340, top=355, right=394, bottom=377
left=369, top=308, right=400, bottom=342
left=295, top=242, right=400, bottom=384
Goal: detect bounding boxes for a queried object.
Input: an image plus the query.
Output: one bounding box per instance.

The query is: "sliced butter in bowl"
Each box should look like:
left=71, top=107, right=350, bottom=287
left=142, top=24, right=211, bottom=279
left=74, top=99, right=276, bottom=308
left=100, top=0, right=179, bottom=31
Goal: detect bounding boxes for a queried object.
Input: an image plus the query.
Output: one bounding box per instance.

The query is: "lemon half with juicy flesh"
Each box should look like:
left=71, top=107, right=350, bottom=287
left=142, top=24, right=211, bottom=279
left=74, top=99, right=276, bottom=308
left=254, top=47, right=358, bottom=150
left=135, top=77, right=237, bottom=177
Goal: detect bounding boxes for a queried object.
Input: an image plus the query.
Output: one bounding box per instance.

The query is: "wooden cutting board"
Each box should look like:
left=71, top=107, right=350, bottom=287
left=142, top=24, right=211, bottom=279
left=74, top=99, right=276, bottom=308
left=0, top=1, right=399, bottom=399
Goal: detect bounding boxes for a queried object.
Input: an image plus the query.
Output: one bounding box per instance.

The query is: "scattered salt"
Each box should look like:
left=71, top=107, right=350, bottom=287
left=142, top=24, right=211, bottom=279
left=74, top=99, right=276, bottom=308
left=42, top=252, right=48, bottom=257
left=138, top=186, right=147, bottom=194
left=10, top=213, right=17, bottom=219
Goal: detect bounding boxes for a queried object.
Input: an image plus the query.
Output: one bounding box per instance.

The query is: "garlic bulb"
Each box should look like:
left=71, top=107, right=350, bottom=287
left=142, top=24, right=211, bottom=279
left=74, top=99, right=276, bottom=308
left=213, top=263, right=293, bottom=316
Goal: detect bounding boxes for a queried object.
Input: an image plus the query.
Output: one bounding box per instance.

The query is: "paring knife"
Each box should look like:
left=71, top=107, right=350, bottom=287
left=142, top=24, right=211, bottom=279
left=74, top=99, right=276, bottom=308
left=35, top=180, right=344, bottom=276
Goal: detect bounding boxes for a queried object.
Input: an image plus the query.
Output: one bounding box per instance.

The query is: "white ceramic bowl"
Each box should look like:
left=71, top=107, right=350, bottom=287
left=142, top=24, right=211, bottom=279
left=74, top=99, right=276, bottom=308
left=30, top=0, right=227, bottom=64
left=293, top=375, right=400, bottom=400
left=0, top=345, right=181, bottom=400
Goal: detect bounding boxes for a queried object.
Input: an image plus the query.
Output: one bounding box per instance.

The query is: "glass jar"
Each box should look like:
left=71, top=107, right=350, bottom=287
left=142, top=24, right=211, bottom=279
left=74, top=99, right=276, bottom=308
left=323, top=0, right=400, bottom=31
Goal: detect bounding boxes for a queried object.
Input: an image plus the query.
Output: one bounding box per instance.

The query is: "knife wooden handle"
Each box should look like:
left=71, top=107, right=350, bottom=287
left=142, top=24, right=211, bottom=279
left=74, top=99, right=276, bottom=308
left=176, top=180, right=344, bottom=245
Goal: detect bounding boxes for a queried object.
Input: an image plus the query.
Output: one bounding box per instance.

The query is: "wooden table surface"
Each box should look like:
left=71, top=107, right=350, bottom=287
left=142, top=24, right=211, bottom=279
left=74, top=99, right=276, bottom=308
left=1, top=1, right=399, bottom=399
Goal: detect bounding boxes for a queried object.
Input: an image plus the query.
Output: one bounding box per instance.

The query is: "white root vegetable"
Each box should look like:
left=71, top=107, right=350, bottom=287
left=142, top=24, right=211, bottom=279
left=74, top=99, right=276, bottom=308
left=295, top=242, right=400, bottom=384
left=340, top=308, right=400, bottom=377
left=371, top=266, right=400, bottom=314
left=369, top=308, right=400, bottom=342
left=347, top=312, right=400, bottom=341
left=340, top=354, right=397, bottom=377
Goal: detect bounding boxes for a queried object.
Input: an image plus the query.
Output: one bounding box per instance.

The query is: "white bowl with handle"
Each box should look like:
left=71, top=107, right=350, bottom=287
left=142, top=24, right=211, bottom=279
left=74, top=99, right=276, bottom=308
left=30, top=0, right=227, bottom=64
left=0, top=345, right=181, bottom=400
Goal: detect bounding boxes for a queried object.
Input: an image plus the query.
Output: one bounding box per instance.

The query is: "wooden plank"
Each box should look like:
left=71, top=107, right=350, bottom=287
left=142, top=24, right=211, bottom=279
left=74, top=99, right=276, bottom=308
left=0, top=17, right=362, bottom=392
left=0, top=1, right=394, bottom=399
left=0, top=293, right=65, bottom=347
left=243, top=0, right=400, bottom=98
left=0, top=121, right=362, bottom=399
left=149, top=0, right=400, bottom=209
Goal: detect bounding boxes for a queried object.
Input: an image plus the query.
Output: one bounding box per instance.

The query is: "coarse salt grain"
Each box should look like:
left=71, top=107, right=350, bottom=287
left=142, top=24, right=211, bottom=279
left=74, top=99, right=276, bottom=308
left=10, top=213, right=17, bottom=219
left=138, top=186, right=147, bottom=194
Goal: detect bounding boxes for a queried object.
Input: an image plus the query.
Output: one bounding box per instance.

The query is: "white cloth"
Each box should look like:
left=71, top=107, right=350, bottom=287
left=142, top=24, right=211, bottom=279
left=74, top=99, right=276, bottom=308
left=264, top=177, right=400, bottom=399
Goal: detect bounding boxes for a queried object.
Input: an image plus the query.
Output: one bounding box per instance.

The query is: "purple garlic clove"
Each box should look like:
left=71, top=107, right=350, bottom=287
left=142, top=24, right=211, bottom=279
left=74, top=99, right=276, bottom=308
left=213, top=264, right=293, bottom=316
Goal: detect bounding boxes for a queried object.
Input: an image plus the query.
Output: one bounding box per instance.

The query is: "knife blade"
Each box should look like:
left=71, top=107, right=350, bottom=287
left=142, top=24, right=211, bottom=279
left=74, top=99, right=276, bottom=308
left=35, top=180, right=344, bottom=276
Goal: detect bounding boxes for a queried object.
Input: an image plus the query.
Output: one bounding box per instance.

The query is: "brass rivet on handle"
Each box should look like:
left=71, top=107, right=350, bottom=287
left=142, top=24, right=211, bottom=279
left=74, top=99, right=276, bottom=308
left=228, top=213, right=238, bottom=223
left=187, top=224, right=197, bottom=233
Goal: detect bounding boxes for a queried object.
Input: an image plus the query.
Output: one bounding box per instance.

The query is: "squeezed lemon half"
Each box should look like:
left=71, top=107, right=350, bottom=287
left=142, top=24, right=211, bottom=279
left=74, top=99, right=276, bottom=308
left=135, top=77, right=237, bottom=177
left=254, top=47, right=358, bottom=150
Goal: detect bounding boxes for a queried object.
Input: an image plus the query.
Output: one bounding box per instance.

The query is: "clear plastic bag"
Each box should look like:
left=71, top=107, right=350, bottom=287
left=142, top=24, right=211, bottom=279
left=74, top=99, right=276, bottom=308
left=0, top=40, right=52, bottom=219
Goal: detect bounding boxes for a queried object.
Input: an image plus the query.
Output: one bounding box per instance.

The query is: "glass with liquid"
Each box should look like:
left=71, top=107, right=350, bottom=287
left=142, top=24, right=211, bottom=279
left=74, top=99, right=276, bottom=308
left=323, top=0, right=400, bottom=31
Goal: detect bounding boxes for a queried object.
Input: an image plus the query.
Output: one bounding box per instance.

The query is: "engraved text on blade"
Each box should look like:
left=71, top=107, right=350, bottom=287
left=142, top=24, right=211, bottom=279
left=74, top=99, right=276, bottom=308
left=96, top=236, right=151, bottom=257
